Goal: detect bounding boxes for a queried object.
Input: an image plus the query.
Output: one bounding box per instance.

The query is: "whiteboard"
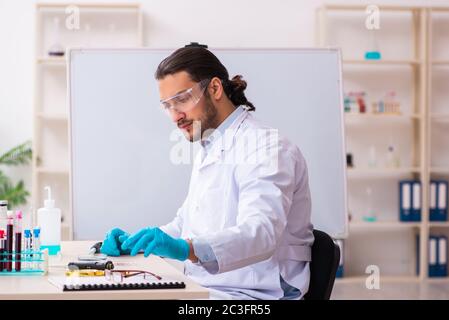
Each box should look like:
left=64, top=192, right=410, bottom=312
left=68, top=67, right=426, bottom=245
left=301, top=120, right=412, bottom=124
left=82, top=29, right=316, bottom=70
left=68, top=48, right=348, bottom=240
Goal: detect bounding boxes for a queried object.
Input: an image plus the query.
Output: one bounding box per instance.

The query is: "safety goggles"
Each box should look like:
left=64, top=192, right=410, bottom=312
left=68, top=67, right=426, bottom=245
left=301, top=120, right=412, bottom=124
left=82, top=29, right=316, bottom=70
left=160, top=79, right=210, bottom=114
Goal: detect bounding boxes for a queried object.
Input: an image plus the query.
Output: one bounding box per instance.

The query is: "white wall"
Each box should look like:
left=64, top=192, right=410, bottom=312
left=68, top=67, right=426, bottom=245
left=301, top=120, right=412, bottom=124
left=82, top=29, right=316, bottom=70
left=0, top=0, right=447, bottom=209
left=0, top=1, right=35, bottom=211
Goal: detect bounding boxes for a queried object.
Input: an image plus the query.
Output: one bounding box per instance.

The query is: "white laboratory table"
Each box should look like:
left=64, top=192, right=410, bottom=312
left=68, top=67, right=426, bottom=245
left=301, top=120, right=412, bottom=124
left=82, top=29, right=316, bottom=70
left=0, top=241, right=209, bottom=300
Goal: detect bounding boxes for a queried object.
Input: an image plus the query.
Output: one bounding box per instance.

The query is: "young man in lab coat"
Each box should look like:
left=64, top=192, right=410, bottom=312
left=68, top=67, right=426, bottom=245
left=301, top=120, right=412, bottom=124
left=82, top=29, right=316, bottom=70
left=101, top=47, right=314, bottom=300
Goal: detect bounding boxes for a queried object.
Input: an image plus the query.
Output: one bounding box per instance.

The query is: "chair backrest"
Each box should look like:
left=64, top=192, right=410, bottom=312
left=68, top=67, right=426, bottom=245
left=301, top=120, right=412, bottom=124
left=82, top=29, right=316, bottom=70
left=304, top=229, right=340, bottom=300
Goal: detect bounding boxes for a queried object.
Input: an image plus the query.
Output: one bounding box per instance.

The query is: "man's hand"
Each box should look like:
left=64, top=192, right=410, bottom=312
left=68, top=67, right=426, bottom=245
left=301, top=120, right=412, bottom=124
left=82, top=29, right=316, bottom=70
left=121, top=227, right=191, bottom=261
left=100, top=228, right=131, bottom=256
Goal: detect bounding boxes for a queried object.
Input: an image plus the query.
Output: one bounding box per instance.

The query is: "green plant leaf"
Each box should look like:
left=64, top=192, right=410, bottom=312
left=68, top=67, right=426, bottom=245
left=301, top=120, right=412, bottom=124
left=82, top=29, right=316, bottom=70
left=0, top=141, right=32, bottom=166
left=0, top=141, right=32, bottom=208
left=0, top=172, right=29, bottom=208
left=0, top=170, right=8, bottom=186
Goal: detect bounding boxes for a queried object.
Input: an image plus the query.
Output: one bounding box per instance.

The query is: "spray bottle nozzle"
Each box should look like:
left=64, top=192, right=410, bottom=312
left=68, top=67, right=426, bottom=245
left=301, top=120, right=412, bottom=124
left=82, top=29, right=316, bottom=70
left=44, top=186, right=55, bottom=208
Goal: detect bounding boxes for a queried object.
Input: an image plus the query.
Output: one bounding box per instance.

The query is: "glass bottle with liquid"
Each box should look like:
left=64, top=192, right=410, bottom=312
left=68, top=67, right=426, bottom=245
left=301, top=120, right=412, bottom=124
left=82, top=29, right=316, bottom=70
left=363, top=187, right=377, bottom=222
left=365, top=30, right=382, bottom=60
left=0, top=200, right=7, bottom=240
left=385, top=145, right=400, bottom=168
left=48, top=17, right=65, bottom=57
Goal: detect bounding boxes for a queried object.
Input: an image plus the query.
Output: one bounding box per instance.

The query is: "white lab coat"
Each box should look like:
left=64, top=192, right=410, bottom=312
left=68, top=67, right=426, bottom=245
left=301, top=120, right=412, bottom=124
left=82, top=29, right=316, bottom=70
left=161, top=110, right=314, bottom=299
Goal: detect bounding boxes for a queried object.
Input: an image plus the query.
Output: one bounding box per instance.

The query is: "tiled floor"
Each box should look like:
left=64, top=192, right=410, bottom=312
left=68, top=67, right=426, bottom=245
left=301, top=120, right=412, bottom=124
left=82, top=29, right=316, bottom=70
left=331, top=281, right=449, bottom=299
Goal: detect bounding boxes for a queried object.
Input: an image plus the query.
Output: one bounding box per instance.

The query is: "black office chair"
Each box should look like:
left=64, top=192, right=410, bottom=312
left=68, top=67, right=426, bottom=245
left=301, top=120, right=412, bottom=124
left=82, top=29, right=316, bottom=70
left=303, top=229, right=340, bottom=300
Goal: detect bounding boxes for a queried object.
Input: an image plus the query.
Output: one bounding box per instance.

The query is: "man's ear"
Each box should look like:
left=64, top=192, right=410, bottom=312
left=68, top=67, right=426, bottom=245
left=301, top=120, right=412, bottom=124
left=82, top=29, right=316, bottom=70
left=208, top=77, right=224, bottom=101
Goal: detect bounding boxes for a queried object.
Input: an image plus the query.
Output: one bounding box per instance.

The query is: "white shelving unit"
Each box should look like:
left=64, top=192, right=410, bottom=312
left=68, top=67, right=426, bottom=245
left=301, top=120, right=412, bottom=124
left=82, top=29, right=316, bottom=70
left=32, top=3, right=143, bottom=240
left=343, top=59, right=420, bottom=66
left=336, top=275, right=421, bottom=284
left=349, top=221, right=421, bottom=229
left=427, top=6, right=449, bottom=281
left=347, top=167, right=421, bottom=179
left=317, top=4, right=437, bottom=283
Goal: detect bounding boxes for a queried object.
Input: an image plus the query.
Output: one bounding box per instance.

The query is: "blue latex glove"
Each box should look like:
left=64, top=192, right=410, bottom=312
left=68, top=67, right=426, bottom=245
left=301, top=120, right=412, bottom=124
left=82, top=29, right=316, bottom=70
left=100, top=228, right=132, bottom=256
left=121, top=227, right=190, bottom=261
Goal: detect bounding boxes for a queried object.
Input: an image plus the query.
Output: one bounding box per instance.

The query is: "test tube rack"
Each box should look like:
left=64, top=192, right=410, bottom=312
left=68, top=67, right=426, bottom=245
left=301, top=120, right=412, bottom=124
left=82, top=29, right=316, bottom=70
left=0, top=248, right=49, bottom=276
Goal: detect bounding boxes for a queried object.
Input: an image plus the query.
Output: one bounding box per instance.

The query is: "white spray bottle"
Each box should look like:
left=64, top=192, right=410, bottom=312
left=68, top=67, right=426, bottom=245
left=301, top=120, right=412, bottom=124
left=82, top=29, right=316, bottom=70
left=37, top=186, right=61, bottom=255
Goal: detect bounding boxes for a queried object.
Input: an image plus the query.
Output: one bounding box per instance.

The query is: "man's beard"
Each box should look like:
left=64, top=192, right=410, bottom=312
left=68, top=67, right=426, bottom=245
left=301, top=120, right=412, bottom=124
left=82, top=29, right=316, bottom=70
left=188, top=97, right=219, bottom=142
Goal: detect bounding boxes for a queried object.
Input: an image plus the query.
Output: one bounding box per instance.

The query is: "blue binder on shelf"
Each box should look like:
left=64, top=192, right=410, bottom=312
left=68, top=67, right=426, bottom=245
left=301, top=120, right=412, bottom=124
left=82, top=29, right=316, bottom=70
left=416, top=235, right=420, bottom=275
left=400, top=181, right=412, bottom=221
left=400, top=180, right=421, bottom=222
left=411, top=181, right=422, bottom=221
left=438, top=182, right=449, bottom=221
left=416, top=235, right=448, bottom=277
left=430, top=181, right=438, bottom=221
left=429, top=236, right=439, bottom=277
left=437, top=236, right=448, bottom=277
left=430, top=180, right=448, bottom=222
left=335, top=240, right=344, bottom=278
